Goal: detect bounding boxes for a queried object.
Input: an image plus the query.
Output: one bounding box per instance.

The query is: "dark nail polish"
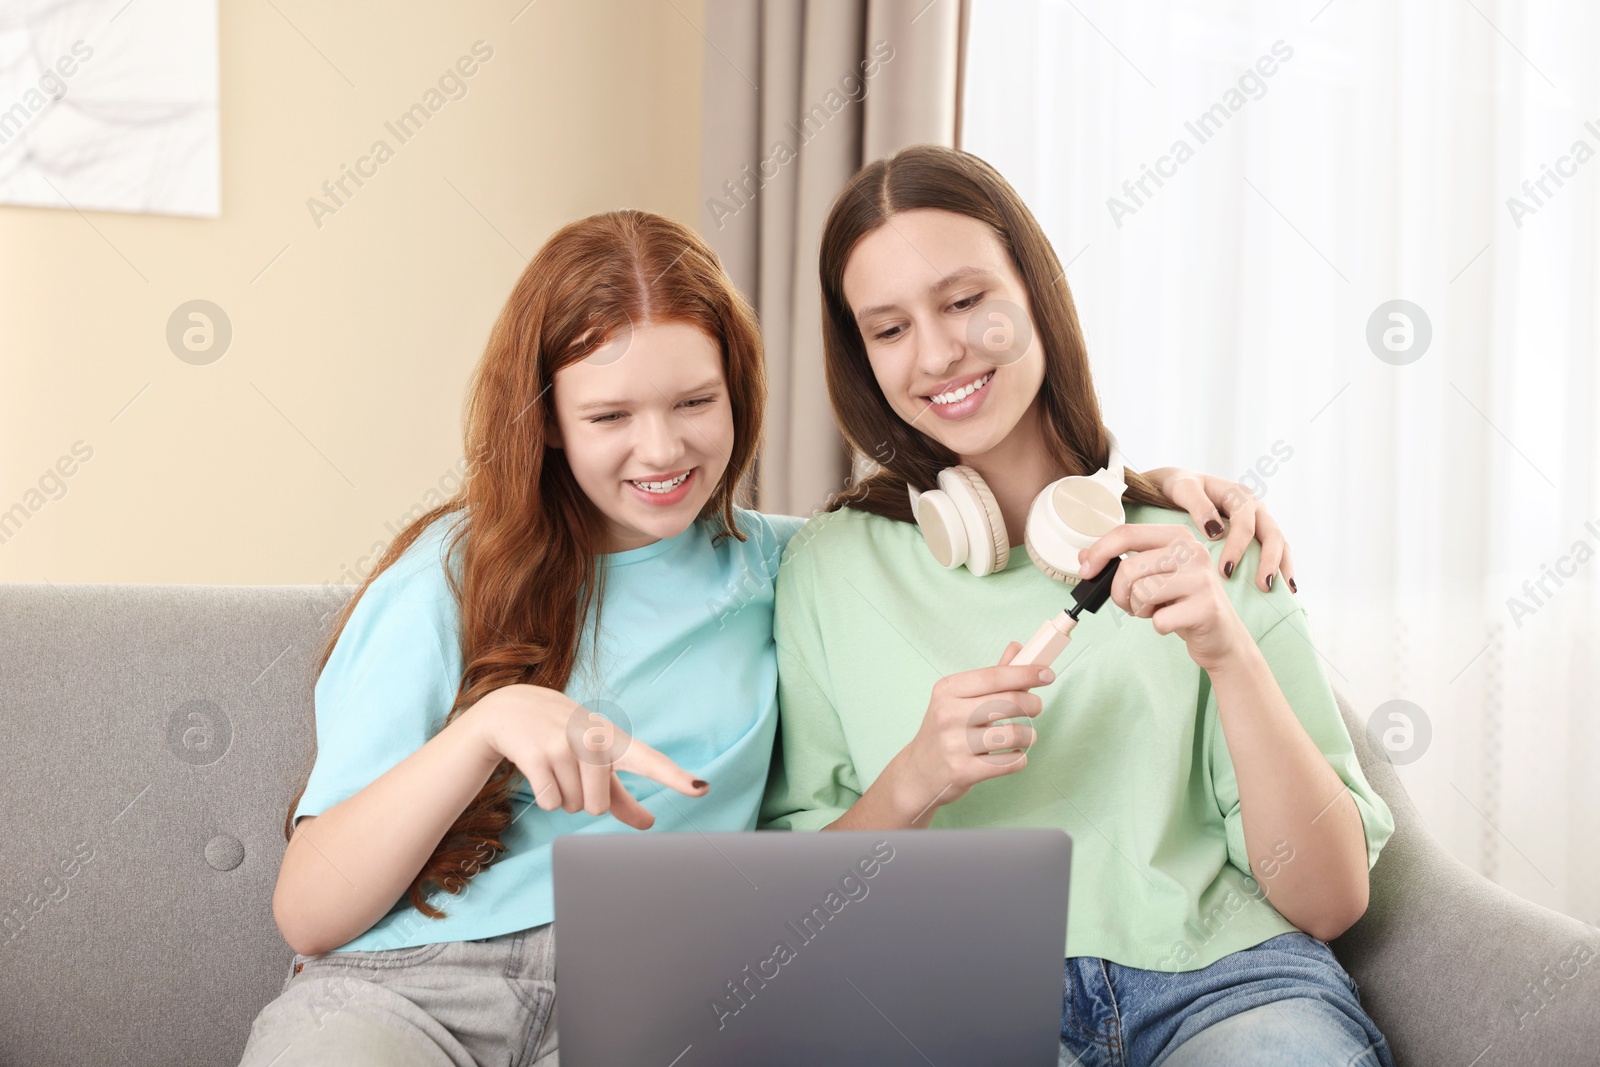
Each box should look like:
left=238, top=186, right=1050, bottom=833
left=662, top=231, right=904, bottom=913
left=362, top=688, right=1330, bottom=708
left=1223, top=561, right=1234, bottom=579
left=1266, top=573, right=1275, bottom=592
left=1288, top=577, right=1298, bottom=594
left=1204, top=519, right=1223, bottom=539
left=692, top=779, right=709, bottom=790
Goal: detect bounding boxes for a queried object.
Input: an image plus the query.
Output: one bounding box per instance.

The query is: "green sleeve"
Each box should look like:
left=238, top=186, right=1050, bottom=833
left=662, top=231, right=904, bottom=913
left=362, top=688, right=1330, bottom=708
left=758, top=537, right=864, bottom=831
left=1209, top=601, right=1396, bottom=877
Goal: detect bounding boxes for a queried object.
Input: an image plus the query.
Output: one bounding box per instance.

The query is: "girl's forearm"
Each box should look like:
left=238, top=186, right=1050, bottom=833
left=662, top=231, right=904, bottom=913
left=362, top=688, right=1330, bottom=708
left=1206, top=640, right=1371, bottom=941
left=824, top=753, right=939, bottom=830
left=272, top=698, right=506, bottom=956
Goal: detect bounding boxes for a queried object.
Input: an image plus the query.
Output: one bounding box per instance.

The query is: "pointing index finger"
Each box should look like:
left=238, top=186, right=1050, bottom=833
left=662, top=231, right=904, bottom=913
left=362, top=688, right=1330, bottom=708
left=614, top=736, right=711, bottom=797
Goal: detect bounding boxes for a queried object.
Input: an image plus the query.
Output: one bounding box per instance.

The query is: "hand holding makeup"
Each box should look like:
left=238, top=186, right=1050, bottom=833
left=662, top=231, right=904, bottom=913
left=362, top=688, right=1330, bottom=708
left=885, top=651, right=1053, bottom=819
left=1077, top=524, right=1254, bottom=673
left=475, top=683, right=710, bottom=831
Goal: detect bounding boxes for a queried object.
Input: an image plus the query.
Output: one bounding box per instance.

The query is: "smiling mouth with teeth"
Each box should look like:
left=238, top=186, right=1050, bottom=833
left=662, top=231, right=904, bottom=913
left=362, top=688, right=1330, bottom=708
left=927, top=371, right=994, bottom=405
left=630, top=471, right=690, bottom=493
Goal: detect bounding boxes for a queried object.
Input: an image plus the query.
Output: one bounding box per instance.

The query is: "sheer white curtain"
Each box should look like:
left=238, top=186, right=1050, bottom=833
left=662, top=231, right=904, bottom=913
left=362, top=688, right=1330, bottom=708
left=963, top=0, right=1599, bottom=922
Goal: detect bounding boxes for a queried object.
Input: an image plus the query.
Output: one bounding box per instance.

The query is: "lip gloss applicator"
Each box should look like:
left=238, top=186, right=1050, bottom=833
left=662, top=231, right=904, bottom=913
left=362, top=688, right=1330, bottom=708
left=1011, top=555, right=1124, bottom=671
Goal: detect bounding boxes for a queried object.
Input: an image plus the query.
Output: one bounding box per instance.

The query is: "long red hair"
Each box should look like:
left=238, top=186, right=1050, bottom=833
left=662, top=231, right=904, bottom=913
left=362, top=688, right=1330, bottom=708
left=284, top=210, right=767, bottom=919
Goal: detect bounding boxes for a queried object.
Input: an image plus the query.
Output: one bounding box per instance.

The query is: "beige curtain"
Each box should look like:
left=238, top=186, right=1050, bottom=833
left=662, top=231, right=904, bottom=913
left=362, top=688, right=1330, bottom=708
left=700, top=0, right=965, bottom=516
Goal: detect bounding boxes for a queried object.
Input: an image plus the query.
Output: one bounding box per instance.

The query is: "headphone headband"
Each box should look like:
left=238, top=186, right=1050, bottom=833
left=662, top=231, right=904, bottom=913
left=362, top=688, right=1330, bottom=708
left=1097, top=431, right=1128, bottom=495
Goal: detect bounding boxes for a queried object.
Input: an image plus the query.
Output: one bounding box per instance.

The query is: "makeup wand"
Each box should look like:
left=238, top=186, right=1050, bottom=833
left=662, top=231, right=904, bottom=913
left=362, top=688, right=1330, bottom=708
left=1010, top=555, right=1124, bottom=671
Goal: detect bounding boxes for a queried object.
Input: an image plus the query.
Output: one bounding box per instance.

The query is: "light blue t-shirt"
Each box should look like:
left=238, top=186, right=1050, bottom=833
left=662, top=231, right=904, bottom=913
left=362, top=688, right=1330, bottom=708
left=294, top=505, right=804, bottom=951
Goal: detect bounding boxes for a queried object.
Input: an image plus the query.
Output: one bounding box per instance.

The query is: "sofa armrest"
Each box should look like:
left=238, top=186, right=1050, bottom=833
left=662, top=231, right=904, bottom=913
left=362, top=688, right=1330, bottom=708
left=1331, top=692, right=1599, bottom=1066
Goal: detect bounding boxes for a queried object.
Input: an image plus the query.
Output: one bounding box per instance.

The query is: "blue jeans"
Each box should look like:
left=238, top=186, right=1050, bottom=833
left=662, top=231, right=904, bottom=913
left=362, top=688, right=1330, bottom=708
left=1059, top=933, right=1395, bottom=1067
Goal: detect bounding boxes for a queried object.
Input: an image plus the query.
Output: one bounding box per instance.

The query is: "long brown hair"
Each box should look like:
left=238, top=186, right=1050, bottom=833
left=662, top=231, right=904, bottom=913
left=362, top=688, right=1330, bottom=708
left=817, top=144, right=1174, bottom=519
left=285, top=210, right=767, bottom=920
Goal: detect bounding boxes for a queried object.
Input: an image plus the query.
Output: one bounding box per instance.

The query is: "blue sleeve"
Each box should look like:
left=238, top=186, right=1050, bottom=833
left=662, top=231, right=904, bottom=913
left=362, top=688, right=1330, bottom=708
left=734, top=508, right=807, bottom=569
left=293, top=531, right=466, bottom=826
left=763, top=513, right=807, bottom=549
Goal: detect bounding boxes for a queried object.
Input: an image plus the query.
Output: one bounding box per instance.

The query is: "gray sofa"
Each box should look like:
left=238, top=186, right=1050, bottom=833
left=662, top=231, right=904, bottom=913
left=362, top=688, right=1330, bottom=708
left=2, top=582, right=1596, bottom=1066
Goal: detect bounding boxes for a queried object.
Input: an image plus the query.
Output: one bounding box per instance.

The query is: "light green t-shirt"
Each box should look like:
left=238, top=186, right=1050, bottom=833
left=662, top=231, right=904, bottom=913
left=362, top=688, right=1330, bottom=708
left=759, top=502, right=1393, bottom=972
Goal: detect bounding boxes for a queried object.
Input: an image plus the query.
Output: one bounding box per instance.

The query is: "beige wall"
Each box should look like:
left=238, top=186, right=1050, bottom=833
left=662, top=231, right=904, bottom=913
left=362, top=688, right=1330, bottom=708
left=0, top=0, right=704, bottom=584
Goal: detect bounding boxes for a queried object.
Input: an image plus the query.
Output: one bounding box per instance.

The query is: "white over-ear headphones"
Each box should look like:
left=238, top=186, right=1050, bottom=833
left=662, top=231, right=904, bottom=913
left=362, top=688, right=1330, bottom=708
left=907, top=431, right=1129, bottom=582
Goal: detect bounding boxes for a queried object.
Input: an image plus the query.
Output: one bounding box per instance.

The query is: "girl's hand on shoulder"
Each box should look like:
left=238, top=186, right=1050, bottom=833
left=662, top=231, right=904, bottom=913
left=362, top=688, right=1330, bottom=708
left=1140, top=466, right=1296, bottom=596
left=1077, top=525, right=1254, bottom=674
left=892, top=645, right=1051, bottom=820
left=472, top=683, right=709, bottom=830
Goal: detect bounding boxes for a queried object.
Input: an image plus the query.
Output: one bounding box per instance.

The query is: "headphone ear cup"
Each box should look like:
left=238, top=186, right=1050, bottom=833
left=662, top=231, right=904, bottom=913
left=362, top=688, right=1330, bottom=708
left=942, top=466, right=1010, bottom=576
left=1024, top=485, right=1089, bottom=583
left=1025, top=540, right=1078, bottom=584
left=913, top=489, right=971, bottom=569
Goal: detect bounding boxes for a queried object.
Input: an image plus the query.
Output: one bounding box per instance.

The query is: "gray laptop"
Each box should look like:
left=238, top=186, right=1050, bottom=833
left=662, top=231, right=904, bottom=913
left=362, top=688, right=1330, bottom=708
left=553, top=828, right=1071, bottom=1065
